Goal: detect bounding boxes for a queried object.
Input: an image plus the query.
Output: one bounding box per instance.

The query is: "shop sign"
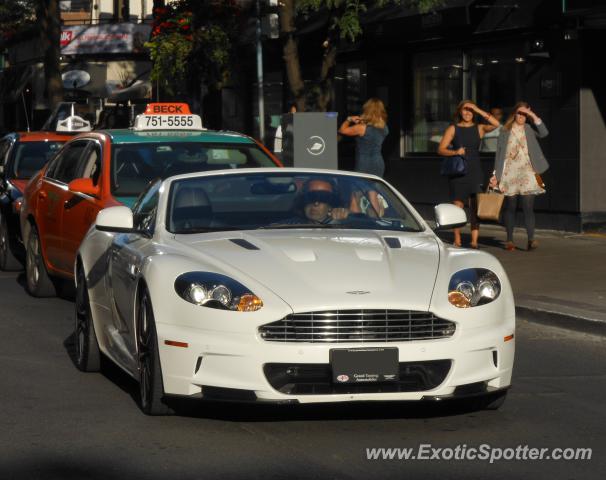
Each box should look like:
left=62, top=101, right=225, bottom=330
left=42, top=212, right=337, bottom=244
left=60, top=24, right=151, bottom=55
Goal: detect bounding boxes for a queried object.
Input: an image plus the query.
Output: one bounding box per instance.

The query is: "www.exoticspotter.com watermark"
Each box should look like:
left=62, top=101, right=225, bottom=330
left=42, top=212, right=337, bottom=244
left=366, top=445, right=592, bottom=463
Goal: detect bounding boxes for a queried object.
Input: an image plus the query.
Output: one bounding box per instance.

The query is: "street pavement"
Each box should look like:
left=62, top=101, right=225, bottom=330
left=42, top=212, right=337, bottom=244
left=437, top=224, right=606, bottom=334
left=1, top=224, right=605, bottom=479
left=0, top=269, right=604, bottom=479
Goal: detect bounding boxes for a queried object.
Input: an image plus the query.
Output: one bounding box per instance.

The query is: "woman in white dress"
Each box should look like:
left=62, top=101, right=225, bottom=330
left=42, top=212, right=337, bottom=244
left=490, top=102, right=549, bottom=251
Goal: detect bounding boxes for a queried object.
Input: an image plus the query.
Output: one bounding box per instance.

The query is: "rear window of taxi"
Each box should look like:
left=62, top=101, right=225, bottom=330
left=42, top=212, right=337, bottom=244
left=110, top=142, right=276, bottom=196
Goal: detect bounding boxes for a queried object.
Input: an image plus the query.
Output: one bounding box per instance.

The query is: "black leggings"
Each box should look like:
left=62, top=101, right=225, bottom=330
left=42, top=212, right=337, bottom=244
left=504, top=195, right=535, bottom=241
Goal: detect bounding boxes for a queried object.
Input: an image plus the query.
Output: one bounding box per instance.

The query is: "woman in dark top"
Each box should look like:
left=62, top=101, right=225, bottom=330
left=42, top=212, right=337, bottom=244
left=438, top=101, right=500, bottom=248
left=339, top=98, right=389, bottom=177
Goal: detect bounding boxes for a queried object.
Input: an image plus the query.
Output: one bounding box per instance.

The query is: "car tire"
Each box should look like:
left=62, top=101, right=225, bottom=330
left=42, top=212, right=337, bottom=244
left=137, top=286, right=172, bottom=416
left=74, top=264, right=101, bottom=372
left=25, top=224, right=56, bottom=297
left=0, top=212, right=21, bottom=271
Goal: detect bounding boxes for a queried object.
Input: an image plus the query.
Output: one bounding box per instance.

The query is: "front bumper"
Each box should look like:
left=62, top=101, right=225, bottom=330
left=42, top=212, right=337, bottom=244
left=156, top=321, right=515, bottom=404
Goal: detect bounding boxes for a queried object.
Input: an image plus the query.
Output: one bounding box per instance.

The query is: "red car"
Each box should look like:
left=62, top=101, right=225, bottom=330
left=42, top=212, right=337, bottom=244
left=0, top=132, right=71, bottom=270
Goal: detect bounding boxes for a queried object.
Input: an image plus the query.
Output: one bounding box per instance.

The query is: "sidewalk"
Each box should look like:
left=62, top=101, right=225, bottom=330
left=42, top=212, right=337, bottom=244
left=436, top=224, right=606, bottom=335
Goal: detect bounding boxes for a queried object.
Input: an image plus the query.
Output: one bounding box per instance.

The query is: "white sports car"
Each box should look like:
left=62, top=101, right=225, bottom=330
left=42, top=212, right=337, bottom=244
left=75, top=168, right=515, bottom=415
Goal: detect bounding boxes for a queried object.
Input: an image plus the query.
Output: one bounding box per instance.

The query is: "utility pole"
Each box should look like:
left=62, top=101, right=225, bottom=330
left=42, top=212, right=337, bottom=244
left=256, top=0, right=265, bottom=142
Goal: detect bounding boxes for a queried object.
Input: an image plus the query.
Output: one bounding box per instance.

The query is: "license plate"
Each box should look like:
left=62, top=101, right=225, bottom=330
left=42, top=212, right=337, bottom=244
left=330, top=347, right=399, bottom=383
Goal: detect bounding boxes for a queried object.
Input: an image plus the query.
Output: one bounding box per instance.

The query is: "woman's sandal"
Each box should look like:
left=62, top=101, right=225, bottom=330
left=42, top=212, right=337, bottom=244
left=504, top=241, right=515, bottom=251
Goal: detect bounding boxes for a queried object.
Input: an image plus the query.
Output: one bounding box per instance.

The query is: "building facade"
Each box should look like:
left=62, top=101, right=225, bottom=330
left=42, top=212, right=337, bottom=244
left=0, top=0, right=155, bottom=132
left=251, top=0, right=606, bottom=232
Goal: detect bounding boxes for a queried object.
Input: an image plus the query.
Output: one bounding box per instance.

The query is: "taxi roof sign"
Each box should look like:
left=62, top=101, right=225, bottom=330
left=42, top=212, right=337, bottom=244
left=56, top=115, right=92, bottom=133
left=144, top=103, right=192, bottom=115
left=134, top=103, right=204, bottom=132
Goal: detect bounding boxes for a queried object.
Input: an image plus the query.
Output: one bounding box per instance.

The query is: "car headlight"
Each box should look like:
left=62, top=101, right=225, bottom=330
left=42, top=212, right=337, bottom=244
left=174, top=272, right=263, bottom=312
left=448, top=268, right=501, bottom=308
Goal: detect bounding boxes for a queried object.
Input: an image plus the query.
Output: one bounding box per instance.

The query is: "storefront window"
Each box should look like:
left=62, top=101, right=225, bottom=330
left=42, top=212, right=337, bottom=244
left=408, top=44, right=526, bottom=154
left=334, top=61, right=367, bottom=118
left=409, top=50, right=462, bottom=153
left=346, top=64, right=367, bottom=115
left=470, top=43, right=526, bottom=152
left=60, top=1, right=92, bottom=13
left=60, top=1, right=93, bottom=24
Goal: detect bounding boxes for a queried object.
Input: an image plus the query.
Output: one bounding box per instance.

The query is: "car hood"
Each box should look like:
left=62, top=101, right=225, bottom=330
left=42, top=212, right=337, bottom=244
left=174, top=230, right=441, bottom=312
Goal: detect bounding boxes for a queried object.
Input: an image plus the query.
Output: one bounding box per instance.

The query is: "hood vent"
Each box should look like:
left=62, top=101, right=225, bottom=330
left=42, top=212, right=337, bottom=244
left=230, top=238, right=260, bottom=250
left=383, top=237, right=401, bottom=249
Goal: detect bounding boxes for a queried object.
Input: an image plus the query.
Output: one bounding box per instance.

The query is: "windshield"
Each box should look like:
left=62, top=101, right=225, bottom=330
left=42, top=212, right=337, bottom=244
left=166, top=172, right=423, bottom=234
left=10, top=141, right=64, bottom=179
left=111, top=142, right=276, bottom=197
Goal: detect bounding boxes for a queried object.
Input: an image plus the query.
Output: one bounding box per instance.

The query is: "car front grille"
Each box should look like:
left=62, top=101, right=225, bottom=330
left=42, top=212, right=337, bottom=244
left=258, top=309, right=456, bottom=343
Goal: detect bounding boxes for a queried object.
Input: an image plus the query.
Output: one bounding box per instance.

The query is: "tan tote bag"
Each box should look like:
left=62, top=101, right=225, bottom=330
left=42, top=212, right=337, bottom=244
left=477, top=187, right=505, bottom=221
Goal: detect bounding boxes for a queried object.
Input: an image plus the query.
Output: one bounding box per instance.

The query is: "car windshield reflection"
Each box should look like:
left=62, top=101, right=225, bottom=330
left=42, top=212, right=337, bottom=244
left=166, top=172, right=423, bottom=234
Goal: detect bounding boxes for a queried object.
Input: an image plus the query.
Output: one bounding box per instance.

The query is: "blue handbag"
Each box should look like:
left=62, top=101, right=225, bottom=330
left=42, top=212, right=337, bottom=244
left=440, top=154, right=467, bottom=177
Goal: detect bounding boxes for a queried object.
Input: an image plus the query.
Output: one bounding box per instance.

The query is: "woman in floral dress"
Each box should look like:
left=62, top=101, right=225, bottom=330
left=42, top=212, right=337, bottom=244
left=490, top=102, right=549, bottom=251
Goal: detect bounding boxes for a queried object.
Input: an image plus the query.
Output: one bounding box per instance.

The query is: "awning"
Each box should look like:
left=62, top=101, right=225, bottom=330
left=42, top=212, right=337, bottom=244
left=361, top=0, right=474, bottom=43
left=472, top=0, right=547, bottom=34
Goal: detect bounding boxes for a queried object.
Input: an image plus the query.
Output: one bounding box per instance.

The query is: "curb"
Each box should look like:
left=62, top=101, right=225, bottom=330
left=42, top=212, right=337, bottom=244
left=516, top=305, right=606, bottom=336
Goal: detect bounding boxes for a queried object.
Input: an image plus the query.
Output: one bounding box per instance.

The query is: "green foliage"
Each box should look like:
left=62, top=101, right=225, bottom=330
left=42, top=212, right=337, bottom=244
left=195, top=25, right=232, bottom=90
left=185, top=0, right=242, bottom=91
left=145, top=5, right=193, bottom=95
left=297, top=0, right=444, bottom=42
left=0, top=0, right=35, bottom=42
left=145, top=0, right=241, bottom=95
left=146, top=32, right=192, bottom=96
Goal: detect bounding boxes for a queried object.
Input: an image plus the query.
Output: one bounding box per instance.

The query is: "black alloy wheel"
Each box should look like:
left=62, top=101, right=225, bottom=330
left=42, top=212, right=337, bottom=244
left=25, top=224, right=56, bottom=297
left=137, top=286, right=172, bottom=416
left=74, top=265, right=101, bottom=372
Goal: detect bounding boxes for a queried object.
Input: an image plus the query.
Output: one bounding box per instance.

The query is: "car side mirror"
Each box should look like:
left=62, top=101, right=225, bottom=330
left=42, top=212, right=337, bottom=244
left=96, top=206, right=134, bottom=233
left=68, top=178, right=100, bottom=198
left=434, top=203, right=467, bottom=230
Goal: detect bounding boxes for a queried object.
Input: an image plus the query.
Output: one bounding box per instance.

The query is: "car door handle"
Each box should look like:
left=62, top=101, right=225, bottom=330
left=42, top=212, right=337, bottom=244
left=38, top=191, right=48, bottom=200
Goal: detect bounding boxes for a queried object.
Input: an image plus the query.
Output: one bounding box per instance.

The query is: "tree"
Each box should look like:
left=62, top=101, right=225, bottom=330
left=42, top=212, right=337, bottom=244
left=0, top=0, right=35, bottom=42
left=279, top=0, right=444, bottom=111
left=146, top=1, right=242, bottom=99
left=35, top=0, right=63, bottom=110
left=0, top=1, right=63, bottom=111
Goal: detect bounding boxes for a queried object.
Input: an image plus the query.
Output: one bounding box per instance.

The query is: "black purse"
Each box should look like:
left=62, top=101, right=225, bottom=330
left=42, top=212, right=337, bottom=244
left=440, top=154, right=467, bottom=177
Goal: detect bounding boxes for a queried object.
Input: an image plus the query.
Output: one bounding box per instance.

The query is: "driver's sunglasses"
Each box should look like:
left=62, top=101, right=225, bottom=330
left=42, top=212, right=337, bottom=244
left=303, top=190, right=337, bottom=206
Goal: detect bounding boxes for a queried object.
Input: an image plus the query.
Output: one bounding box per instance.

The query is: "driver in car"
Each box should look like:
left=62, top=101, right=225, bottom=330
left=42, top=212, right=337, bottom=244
left=280, top=179, right=350, bottom=225
left=302, top=179, right=350, bottom=223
